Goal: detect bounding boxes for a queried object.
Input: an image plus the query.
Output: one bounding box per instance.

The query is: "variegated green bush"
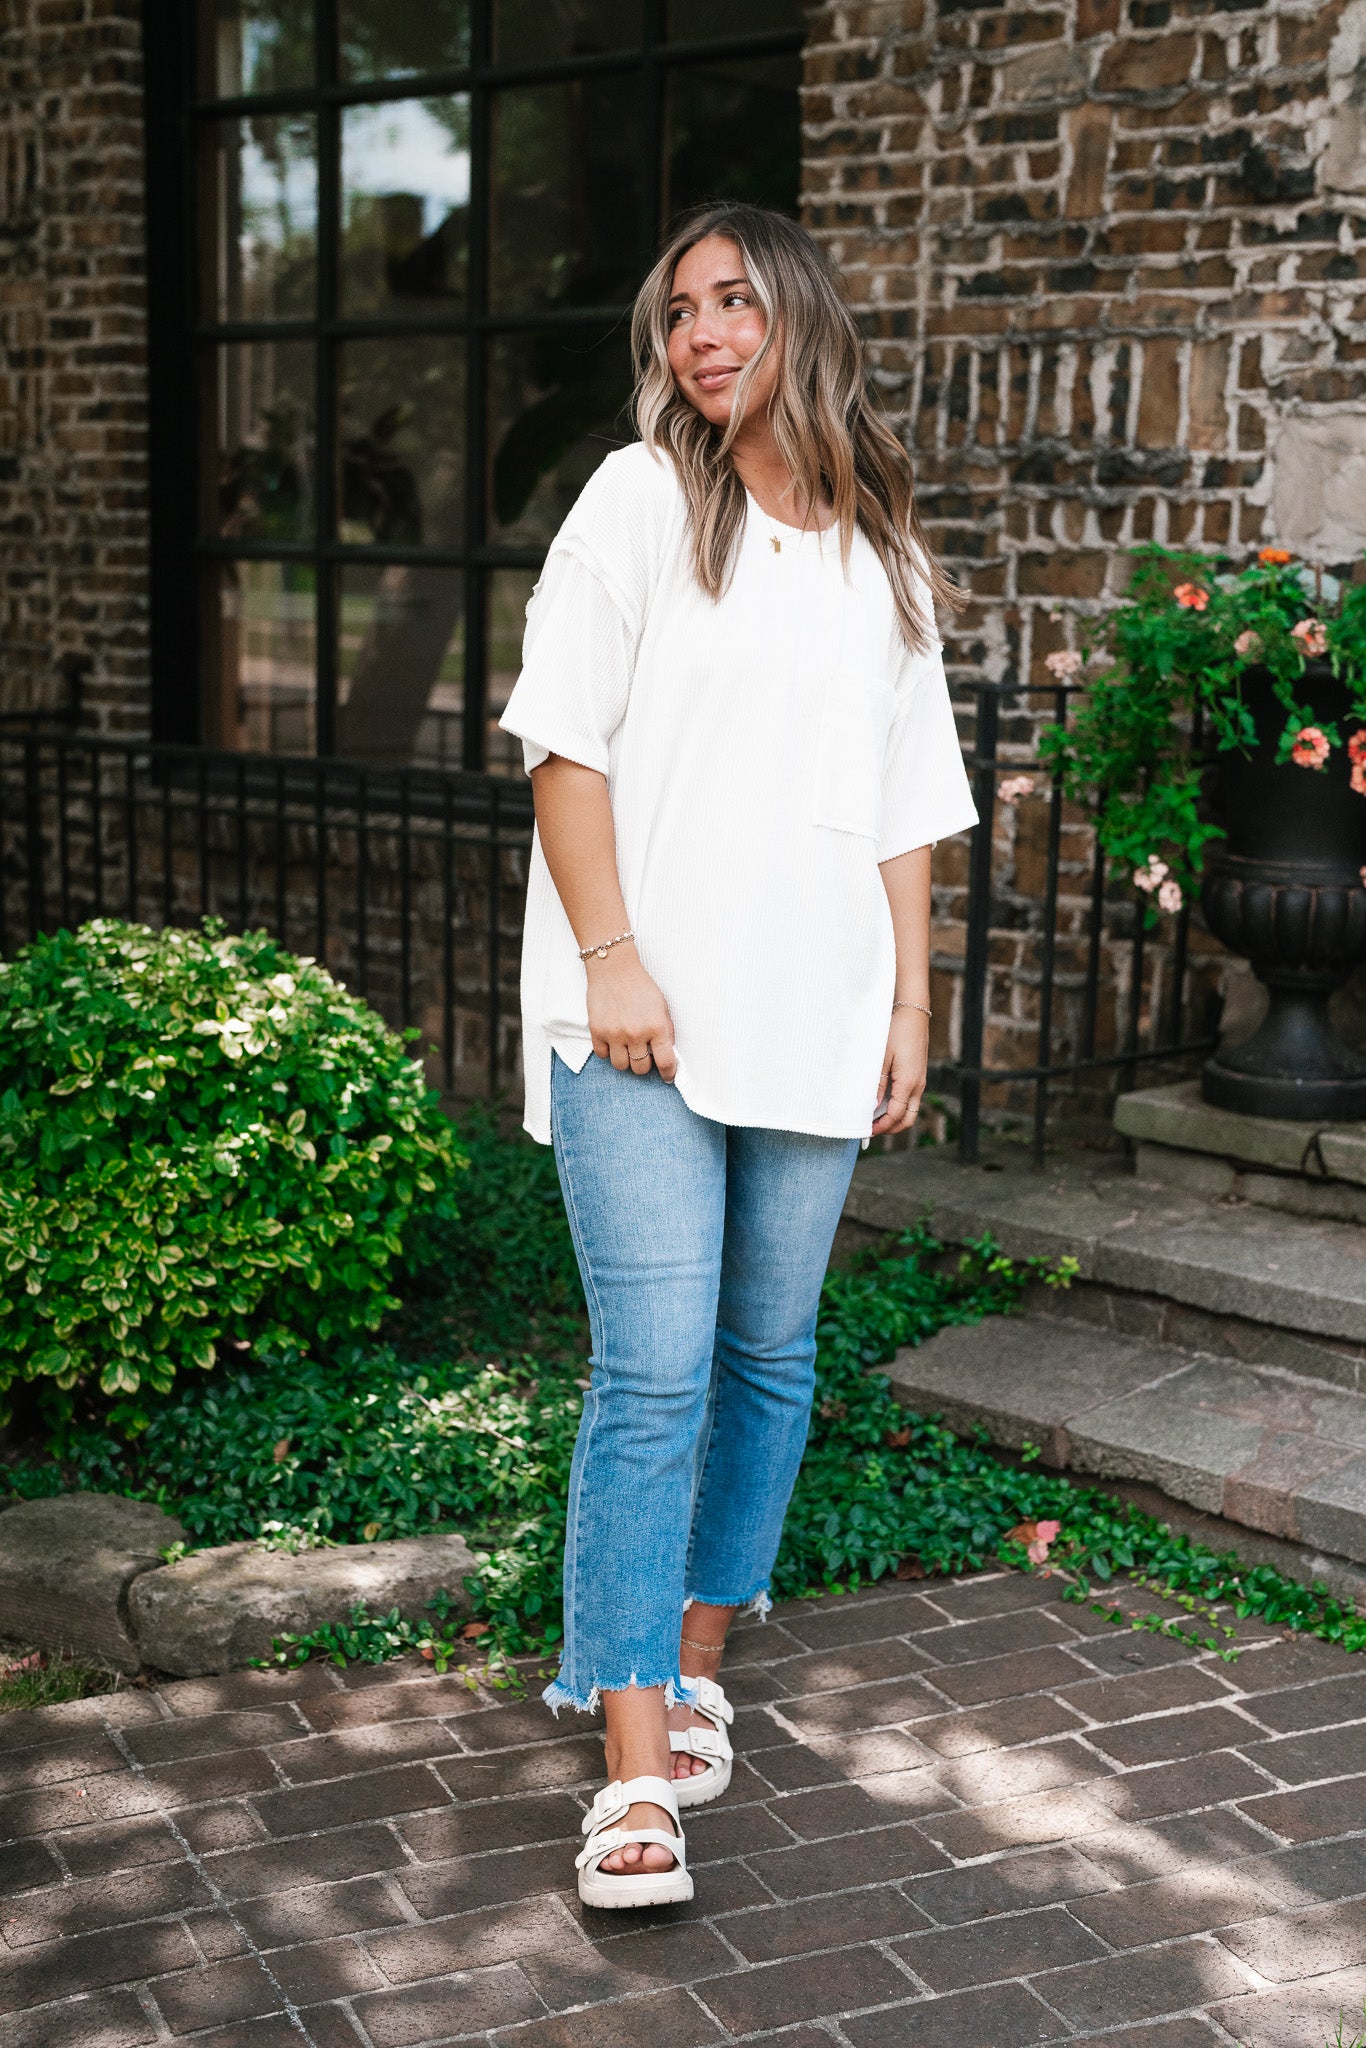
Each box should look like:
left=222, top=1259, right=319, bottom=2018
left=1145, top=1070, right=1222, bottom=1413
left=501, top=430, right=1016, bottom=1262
left=0, top=919, right=463, bottom=1407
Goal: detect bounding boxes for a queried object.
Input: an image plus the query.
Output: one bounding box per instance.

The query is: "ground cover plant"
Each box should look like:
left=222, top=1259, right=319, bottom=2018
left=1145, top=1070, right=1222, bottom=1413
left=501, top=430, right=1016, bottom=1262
left=0, top=918, right=462, bottom=1409
left=4, top=1106, right=1363, bottom=1669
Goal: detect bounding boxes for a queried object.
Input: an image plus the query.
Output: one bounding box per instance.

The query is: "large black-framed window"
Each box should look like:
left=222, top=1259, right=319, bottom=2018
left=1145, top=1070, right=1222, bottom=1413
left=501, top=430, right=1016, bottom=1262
left=143, top=1, right=804, bottom=773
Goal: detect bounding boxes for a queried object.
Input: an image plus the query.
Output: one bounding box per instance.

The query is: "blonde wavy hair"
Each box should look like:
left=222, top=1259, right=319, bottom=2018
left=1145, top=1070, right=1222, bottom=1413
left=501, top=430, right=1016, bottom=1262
left=631, top=203, right=959, bottom=653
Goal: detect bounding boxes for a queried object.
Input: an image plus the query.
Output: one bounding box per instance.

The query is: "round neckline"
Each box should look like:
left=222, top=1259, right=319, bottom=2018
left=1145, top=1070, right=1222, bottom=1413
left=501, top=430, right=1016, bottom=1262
left=744, top=487, right=836, bottom=540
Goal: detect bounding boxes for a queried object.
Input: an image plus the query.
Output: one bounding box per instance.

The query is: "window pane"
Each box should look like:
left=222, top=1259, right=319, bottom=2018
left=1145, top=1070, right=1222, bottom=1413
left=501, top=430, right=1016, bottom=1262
left=202, top=115, right=317, bottom=322
left=203, top=0, right=314, bottom=97
left=664, top=55, right=800, bottom=223
left=493, top=1, right=640, bottom=63
left=667, top=0, right=802, bottom=36
left=342, top=98, right=470, bottom=318
left=339, top=0, right=470, bottom=80
left=212, top=560, right=317, bottom=755
left=491, top=77, right=643, bottom=312
left=489, top=329, right=631, bottom=547
left=339, top=339, right=465, bottom=547
left=337, top=566, right=464, bottom=768
left=485, top=568, right=537, bottom=777
left=210, top=340, right=316, bottom=542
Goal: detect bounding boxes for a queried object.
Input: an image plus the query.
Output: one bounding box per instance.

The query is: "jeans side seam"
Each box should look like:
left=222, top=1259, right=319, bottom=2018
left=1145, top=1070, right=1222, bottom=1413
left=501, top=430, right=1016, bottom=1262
left=551, top=1107, right=610, bottom=1710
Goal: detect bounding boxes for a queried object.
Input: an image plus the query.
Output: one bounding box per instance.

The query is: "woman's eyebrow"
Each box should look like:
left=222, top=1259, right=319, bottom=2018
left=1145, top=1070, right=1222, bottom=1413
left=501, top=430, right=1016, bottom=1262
left=667, top=276, right=751, bottom=306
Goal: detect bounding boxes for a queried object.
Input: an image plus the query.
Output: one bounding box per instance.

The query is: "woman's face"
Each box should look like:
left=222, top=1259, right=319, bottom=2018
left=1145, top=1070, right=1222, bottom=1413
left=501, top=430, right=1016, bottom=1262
left=666, top=234, right=777, bottom=430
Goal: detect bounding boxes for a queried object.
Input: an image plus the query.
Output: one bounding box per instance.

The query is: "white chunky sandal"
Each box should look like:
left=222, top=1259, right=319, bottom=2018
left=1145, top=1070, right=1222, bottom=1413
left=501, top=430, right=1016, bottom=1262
left=575, top=1775, right=693, bottom=1909
left=670, top=1673, right=734, bottom=1809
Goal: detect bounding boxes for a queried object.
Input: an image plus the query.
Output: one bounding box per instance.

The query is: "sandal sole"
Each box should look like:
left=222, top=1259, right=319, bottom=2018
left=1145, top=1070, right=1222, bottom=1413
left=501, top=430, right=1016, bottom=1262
left=672, top=1755, right=733, bottom=1809
left=578, top=1869, right=695, bottom=1909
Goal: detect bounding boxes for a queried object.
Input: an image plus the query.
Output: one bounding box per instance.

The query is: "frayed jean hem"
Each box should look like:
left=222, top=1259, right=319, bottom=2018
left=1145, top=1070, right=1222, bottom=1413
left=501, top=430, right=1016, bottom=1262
left=542, top=1670, right=701, bottom=1718
left=683, top=1586, right=772, bottom=1622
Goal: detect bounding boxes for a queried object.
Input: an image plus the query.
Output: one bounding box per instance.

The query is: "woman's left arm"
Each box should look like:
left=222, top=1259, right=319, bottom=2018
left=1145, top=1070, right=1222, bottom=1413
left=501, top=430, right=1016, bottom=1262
left=873, top=845, right=932, bottom=1136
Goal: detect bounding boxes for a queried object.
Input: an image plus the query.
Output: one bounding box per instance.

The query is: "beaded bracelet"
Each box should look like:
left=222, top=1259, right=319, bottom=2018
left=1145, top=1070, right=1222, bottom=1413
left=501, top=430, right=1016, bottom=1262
left=892, top=999, right=932, bottom=1018
left=577, top=928, right=635, bottom=961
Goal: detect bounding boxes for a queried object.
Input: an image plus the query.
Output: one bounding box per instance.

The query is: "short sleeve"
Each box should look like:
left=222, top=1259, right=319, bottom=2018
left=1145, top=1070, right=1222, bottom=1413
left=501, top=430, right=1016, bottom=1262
left=876, top=639, right=978, bottom=862
left=498, top=551, right=634, bottom=775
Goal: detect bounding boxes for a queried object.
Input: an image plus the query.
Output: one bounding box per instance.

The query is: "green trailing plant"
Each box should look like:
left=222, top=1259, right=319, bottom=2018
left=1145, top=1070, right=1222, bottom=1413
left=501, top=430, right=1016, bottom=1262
left=0, top=918, right=463, bottom=1413
left=1038, top=544, right=1366, bottom=911
left=8, top=1120, right=1363, bottom=1662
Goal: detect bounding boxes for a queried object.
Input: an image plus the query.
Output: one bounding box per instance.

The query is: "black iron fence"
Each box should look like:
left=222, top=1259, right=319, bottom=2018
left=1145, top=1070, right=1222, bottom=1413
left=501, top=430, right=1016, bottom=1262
left=953, top=680, right=1221, bottom=1163
left=0, top=729, right=533, bottom=1100
left=0, top=699, right=1221, bottom=1150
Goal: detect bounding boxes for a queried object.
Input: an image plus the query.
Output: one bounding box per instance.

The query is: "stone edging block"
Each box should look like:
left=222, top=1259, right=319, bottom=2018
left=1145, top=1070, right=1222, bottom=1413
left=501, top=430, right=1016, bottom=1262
left=0, top=1492, right=478, bottom=1677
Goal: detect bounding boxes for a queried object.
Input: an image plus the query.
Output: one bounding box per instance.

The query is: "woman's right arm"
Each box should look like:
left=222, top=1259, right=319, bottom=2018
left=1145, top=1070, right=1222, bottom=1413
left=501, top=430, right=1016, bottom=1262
left=530, top=755, right=677, bottom=1079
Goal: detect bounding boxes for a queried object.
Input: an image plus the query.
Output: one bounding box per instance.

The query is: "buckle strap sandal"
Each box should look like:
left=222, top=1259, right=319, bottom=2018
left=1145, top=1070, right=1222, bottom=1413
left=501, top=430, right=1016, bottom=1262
left=671, top=1673, right=734, bottom=1810
left=576, top=1774, right=693, bottom=1909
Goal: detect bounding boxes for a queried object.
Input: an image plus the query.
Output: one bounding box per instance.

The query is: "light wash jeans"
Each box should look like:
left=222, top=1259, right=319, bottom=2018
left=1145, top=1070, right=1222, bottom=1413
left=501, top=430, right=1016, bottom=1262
left=545, top=1050, right=860, bottom=1714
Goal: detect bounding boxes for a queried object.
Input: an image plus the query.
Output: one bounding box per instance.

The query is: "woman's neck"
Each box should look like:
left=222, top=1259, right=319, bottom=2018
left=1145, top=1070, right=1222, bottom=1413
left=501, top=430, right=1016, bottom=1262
left=727, top=416, right=833, bottom=533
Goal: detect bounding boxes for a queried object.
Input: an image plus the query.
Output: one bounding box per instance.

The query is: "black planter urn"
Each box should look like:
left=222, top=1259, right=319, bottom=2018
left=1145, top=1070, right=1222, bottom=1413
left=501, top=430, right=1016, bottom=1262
left=1201, top=660, right=1366, bottom=1121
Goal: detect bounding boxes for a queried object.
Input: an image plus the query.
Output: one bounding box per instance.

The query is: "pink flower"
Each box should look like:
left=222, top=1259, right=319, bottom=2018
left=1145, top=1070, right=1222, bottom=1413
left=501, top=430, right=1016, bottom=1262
left=1174, top=582, right=1209, bottom=611
left=1234, top=629, right=1261, bottom=658
left=1134, top=857, right=1169, bottom=893
left=1291, top=618, right=1329, bottom=658
left=1291, top=725, right=1331, bottom=770
left=1360, top=866, right=1366, bottom=886
left=1027, top=1520, right=1062, bottom=1566
left=1349, top=731, right=1366, bottom=766
left=998, top=775, right=1035, bottom=805
left=1353, top=765, right=1366, bottom=799
left=1044, top=648, right=1083, bottom=679
left=1157, top=878, right=1184, bottom=914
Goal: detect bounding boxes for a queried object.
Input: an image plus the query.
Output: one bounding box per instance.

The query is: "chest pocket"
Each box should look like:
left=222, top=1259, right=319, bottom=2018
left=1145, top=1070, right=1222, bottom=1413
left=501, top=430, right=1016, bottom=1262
left=811, top=672, right=895, bottom=841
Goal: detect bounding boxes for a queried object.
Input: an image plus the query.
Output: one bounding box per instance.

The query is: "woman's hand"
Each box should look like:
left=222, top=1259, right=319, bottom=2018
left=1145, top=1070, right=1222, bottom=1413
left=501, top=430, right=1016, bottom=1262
left=872, top=1007, right=928, bottom=1136
left=586, top=946, right=678, bottom=1080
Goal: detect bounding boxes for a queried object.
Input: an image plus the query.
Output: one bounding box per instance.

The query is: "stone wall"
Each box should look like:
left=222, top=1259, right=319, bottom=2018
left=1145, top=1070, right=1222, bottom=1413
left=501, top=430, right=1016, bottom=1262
left=803, top=0, right=1366, bottom=1130
left=0, top=0, right=148, bottom=732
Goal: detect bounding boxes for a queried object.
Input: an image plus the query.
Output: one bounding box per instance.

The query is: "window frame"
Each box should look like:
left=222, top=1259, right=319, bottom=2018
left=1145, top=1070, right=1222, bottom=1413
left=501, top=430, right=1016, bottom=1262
left=142, top=0, right=805, bottom=766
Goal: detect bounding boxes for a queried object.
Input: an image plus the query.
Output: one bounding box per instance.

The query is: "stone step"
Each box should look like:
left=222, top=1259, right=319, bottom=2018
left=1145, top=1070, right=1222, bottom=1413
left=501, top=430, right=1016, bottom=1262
left=847, top=1148, right=1366, bottom=1367
left=882, top=1316, right=1366, bottom=1587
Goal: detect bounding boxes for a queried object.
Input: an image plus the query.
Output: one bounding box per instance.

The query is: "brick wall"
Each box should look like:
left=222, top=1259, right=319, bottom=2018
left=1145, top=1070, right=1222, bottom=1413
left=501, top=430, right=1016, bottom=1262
left=803, top=0, right=1366, bottom=1133
left=0, top=0, right=148, bottom=732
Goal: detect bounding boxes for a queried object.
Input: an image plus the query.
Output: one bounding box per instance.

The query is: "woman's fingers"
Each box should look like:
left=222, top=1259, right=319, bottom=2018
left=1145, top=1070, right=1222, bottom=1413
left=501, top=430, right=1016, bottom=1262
left=651, top=1016, right=678, bottom=1082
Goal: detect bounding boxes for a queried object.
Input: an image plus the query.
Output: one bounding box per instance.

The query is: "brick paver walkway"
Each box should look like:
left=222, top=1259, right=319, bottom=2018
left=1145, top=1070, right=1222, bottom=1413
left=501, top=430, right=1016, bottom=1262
left=2, top=1571, right=1364, bottom=2047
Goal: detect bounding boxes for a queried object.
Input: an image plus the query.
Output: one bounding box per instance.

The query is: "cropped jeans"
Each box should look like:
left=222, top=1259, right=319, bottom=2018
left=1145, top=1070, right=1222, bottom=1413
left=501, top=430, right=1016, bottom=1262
left=545, top=1050, right=860, bottom=1715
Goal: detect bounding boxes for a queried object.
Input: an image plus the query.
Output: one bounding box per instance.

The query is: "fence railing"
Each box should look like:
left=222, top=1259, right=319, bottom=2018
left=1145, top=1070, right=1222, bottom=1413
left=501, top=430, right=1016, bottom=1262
left=0, top=702, right=1221, bottom=1154
left=0, top=732, right=534, bottom=1100
left=954, top=679, right=1221, bottom=1164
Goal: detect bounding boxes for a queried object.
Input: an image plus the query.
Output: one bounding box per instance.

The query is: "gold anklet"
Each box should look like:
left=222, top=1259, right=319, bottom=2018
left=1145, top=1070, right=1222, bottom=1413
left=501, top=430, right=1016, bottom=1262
left=679, top=1634, right=724, bottom=1655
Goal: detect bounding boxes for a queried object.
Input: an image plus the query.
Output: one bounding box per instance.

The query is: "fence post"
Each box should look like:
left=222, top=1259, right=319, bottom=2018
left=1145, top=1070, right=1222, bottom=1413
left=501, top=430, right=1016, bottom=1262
left=958, top=687, right=998, bottom=1164
left=23, top=736, right=44, bottom=941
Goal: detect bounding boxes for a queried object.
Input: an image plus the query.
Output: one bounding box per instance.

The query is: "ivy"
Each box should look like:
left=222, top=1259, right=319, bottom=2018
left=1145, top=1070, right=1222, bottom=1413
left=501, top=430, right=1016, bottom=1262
left=5, top=1116, right=1362, bottom=1666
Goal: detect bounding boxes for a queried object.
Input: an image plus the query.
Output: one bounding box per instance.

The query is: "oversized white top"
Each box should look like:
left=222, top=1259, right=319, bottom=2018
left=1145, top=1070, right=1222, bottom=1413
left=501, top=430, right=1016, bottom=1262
left=499, top=442, right=977, bottom=1146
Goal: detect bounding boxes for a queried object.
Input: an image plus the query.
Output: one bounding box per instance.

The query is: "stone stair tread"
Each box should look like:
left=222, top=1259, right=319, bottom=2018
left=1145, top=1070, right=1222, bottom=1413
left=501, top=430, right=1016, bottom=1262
left=884, top=1318, right=1366, bottom=1568
left=848, top=1149, right=1366, bottom=1344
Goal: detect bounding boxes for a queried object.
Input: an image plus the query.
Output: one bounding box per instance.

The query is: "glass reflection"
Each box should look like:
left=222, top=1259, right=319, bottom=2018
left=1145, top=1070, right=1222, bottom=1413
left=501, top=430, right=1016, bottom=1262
left=485, top=568, right=538, bottom=778
left=342, top=98, right=470, bottom=317
left=667, top=0, right=802, bottom=36
left=489, top=329, right=630, bottom=548
left=339, top=339, right=465, bottom=549
left=205, top=0, right=314, bottom=97
left=340, top=0, right=470, bottom=79
left=664, top=55, right=801, bottom=223
left=337, top=566, right=464, bottom=768
left=493, top=0, right=639, bottom=62
left=211, top=340, right=315, bottom=543
left=213, top=560, right=317, bottom=755
left=491, top=78, right=642, bottom=311
left=203, top=115, right=316, bottom=322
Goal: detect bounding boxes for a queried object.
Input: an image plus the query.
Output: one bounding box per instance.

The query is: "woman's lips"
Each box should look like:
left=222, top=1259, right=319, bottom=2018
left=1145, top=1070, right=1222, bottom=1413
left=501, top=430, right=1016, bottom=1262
left=692, top=366, right=738, bottom=390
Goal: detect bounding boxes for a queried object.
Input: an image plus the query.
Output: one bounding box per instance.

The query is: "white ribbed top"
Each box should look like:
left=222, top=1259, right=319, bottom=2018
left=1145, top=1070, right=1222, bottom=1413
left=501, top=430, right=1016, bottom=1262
left=499, top=443, right=977, bottom=1145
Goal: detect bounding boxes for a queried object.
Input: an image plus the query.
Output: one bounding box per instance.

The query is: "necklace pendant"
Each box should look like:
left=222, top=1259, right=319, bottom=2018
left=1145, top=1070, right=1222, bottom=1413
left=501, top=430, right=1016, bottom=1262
left=770, top=535, right=781, bottom=554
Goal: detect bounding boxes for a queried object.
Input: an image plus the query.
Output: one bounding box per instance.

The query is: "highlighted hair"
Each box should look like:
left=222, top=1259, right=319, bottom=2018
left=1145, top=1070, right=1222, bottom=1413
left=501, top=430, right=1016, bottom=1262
left=630, top=203, right=960, bottom=653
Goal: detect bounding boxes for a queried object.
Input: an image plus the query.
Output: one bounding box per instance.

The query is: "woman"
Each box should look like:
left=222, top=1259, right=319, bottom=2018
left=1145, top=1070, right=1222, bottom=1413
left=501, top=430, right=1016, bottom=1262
left=499, top=203, right=975, bottom=1908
